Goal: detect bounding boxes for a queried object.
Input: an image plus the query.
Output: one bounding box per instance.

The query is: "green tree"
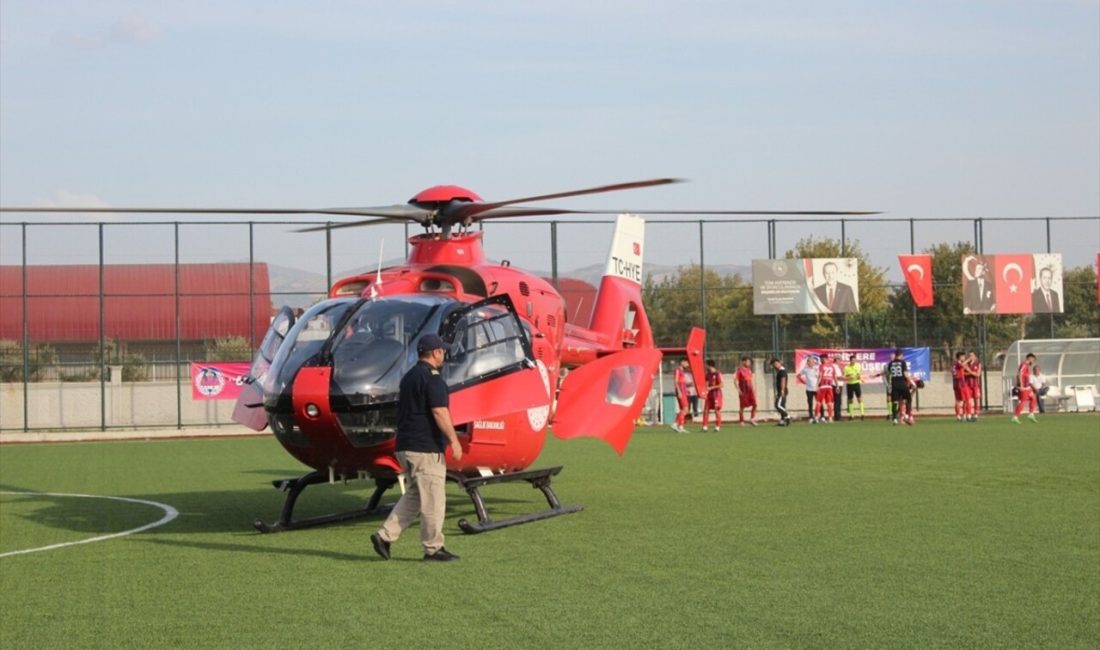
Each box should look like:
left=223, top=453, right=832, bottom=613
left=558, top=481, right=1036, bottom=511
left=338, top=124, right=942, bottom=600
left=779, top=237, right=890, bottom=348
left=87, top=339, right=149, bottom=382
left=1025, top=265, right=1100, bottom=339
left=207, top=336, right=254, bottom=361
left=643, top=265, right=767, bottom=353
left=889, top=242, right=1030, bottom=367
left=0, top=340, right=58, bottom=382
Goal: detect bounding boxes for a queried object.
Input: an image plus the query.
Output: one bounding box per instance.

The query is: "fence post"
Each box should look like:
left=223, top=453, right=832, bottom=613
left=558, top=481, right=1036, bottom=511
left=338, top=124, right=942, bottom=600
left=910, top=218, right=917, bottom=346
left=99, top=223, right=106, bottom=431
left=699, top=220, right=707, bottom=359
left=768, top=220, right=779, bottom=357
left=550, top=221, right=558, bottom=289
left=21, top=223, right=28, bottom=432
left=1046, top=217, right=1054, bottom=338
left=175, top=222, right=182, bottom=429
left=841, top=219, right=849, bottom=346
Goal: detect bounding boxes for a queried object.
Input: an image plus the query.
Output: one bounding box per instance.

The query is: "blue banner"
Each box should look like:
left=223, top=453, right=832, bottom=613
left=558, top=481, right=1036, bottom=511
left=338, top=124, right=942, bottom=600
left=794, top=347, right=931, bottom=382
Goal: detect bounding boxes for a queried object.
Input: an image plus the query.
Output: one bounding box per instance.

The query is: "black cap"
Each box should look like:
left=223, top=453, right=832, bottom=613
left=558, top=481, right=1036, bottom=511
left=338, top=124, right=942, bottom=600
left=417, top=333, right=446, bottom=354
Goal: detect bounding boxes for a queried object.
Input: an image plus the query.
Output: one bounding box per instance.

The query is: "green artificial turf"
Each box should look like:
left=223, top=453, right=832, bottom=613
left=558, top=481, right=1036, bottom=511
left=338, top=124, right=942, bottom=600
left=1, top=414, right=1098, bottom=648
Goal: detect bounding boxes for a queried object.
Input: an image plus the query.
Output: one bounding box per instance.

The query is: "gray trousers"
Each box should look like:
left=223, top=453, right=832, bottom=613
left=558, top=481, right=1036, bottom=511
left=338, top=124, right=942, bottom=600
left=377, top=451, right=447, bottom=554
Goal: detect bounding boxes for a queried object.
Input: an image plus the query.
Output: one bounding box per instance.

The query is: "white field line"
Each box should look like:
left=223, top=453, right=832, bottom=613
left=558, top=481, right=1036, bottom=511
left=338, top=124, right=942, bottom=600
left=0, top=491, right=178, bottom=558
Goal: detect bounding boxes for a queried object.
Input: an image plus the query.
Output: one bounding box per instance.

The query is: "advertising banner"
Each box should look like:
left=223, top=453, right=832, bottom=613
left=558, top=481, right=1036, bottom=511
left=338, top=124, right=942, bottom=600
left=898, top=254, right=933, bottom=307
left=190, top=362, right=252, bottom=400
left=961, top=254, right=1063, bottom=314
left=753, top=258, right=860, bottom=314
left=793, top=347, right=931, bottom=383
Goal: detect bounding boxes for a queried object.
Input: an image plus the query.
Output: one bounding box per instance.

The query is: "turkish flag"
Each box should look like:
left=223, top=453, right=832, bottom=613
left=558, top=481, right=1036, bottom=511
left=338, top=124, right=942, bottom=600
left=993, top=254, right=1034, bottom=314
left=898, top=254, right=933, bottom=307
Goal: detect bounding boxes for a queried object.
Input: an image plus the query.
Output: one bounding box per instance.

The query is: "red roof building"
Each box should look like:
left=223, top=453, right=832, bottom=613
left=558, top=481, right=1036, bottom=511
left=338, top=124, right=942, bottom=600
left=0, top=263, right=272, bottom=347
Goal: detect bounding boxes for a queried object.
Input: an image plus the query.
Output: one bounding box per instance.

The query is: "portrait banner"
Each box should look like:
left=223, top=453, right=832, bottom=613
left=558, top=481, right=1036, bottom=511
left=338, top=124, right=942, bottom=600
left=753, top=258, right=860, bottom=315
left=961, top=254, right=1062, bottom=315
left=191, top=362, right=252, bottom=400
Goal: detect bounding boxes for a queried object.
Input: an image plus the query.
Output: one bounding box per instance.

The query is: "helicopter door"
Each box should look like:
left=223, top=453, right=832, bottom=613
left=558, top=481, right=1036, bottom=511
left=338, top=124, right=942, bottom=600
left=552, top=348, right=662, bottom=454
left=232, top=306, right=295, bottom=431
left=440, top=295, right=550, bottom=425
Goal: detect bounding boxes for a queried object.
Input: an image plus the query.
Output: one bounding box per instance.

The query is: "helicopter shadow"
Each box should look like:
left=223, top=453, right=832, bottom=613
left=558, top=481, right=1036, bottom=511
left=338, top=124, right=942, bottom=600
left=0, top=480, right=535, bottom=537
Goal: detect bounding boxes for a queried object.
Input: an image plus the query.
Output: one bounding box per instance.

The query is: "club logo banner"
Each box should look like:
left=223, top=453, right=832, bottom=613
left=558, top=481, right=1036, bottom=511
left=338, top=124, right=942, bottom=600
left=794, top=347, right=931, bottom=382
left=961, top=254, right=1062, bottom=314
left=753, top=258, right=860, bottom=314
left=191, top=362, right=251, bottom=400
left=898, top=254, right=933, bottom=307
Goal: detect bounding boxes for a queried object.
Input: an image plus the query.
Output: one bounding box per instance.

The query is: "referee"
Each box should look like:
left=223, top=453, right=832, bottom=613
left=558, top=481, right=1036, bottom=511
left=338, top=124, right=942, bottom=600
left=843, top=354, right=865, bottom=421
left=371, top=333, right=463, bottom=562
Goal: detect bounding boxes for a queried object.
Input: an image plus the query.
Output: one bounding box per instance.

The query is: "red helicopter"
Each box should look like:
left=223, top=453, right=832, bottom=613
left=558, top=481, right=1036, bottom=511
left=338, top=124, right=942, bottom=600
left=1, top=179, right=875, bottom=533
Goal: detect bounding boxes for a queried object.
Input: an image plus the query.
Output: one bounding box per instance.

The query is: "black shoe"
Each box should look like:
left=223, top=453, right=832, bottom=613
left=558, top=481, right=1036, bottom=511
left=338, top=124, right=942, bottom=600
left=370, top=533, right=391, bottom=560
left=423, top=548, right=460, bottom=562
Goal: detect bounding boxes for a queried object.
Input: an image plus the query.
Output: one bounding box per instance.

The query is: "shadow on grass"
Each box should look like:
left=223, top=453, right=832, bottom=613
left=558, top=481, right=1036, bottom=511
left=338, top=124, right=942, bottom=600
left=137, top=537, right=370, bottom=561
left=0, top=481, right=541, bottom=537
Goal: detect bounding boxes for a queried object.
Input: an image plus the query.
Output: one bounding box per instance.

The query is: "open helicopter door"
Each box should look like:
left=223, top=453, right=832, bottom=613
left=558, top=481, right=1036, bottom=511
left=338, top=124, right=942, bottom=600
left=440, top=294, right=551, bottom=425
left=232, top=306, right=296, bottom=431
left=552, top=347, right=662, bottom=454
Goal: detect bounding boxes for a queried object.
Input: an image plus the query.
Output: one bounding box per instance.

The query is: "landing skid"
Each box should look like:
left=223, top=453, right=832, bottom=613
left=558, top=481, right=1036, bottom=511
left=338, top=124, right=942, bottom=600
left=254, top=465, right=582, bottom=534
left=448, top=465, right=583, bottom=534
left=253, top=470, right=397, bottom=534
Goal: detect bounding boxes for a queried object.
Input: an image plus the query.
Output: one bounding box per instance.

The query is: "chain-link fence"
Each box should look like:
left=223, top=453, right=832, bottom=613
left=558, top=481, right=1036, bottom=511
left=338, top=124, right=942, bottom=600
left=1, top=215, right=1097, bottom=431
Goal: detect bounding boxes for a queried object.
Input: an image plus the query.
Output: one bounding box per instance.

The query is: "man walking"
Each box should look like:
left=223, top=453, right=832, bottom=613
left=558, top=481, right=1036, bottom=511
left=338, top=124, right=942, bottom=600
left=371, top=334, right=463, bottom=562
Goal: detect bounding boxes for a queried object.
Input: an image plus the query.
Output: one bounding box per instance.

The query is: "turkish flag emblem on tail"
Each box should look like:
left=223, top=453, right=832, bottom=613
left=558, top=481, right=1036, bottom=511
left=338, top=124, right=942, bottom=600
left=898, top=255, right=933, bottom=307
left=994, top=254, right=1034, bottom=314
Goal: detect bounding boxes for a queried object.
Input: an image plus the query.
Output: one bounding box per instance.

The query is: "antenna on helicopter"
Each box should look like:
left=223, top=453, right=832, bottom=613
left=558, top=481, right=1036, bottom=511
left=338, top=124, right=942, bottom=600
left=370, top=239, right=384, bottom=299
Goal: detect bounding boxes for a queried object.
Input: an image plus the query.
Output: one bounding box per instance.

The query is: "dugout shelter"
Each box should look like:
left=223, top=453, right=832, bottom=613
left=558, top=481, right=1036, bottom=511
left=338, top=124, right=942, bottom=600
left=1001, top=338, right=1100, bottom=412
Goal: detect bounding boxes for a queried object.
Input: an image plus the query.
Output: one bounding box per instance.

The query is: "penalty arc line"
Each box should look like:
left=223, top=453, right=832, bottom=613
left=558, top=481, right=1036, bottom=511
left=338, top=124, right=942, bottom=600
left=0, top=491, right=179, bottom=559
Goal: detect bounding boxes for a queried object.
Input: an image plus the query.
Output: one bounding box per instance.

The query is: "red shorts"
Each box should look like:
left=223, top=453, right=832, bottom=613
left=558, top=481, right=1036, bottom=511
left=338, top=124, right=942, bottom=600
left=738, top=392, right=756, bottom=408
left=968, top=383, right=981, bottom=399
left=705, top=393, right=723, bottom=410
left=953, top=383, right=971, bottom=402
left=816, top=387, right=835, bottom=403
left=677, top=394, right=689, bottom=409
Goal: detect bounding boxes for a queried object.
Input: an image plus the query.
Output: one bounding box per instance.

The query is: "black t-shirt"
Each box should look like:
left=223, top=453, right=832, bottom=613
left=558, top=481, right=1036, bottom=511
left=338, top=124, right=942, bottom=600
left=774, top=366, right=788, bottom=394
left=395, top=360, right=450, bottom=453
left=885, top=359, right=908, bottom=387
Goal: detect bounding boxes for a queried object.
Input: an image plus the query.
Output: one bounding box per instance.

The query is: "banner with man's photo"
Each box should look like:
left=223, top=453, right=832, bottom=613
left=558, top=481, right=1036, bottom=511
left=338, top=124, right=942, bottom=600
left=753, top=258, right=860, bottom=315
left=961, top=254, right=1063, bottom=315
left=793, top=347, right=932, bottom=383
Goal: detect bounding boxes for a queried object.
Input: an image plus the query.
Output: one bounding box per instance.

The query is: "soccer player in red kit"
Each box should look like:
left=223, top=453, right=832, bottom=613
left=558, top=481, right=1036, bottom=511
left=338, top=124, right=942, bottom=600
left=1011, top=353, right=1039, bottom=423
left=817, top=354, right=838, bottom=423
left=702, top=359, right=723, bottom=431
left=951, top=351, right=972, bottom=421
left=965, top=351, right=982, bottom=421
left=734, top=356, right=757, bottom=426
left=671, top=358, right=690, bottom=433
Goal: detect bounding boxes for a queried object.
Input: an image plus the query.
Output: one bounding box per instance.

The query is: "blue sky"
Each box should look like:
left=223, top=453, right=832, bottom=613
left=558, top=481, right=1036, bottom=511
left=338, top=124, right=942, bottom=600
left=1, top=1, right=1097, bottom=276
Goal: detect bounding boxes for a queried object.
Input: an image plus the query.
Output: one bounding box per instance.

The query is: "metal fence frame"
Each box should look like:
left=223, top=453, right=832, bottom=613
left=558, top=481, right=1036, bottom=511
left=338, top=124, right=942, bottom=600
left=1, top=215, right=1096, bottom=432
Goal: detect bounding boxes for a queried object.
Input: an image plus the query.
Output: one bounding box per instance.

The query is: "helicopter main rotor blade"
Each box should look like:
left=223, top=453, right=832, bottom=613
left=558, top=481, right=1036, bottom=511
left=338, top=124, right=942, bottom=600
left=454, top=178, right=685, bottom=220
left=0, top=204, right=434, bottom=219
left=561, top=209, right=884, bottom=216
left=295, top=217, right=413, bottom=232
